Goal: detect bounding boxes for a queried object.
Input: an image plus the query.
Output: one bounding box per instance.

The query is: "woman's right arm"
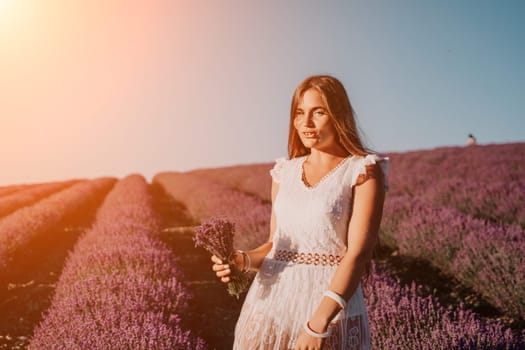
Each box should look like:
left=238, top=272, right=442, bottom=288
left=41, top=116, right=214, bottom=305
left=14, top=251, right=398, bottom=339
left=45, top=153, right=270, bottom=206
left=211, top=179, right=279, bottom=282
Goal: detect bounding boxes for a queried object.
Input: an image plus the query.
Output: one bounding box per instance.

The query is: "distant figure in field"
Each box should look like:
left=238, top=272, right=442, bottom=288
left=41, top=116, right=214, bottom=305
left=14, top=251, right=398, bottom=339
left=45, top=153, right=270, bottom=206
left=211, top=75, right=389, bottom=349
left=467, top=133, right=477, bottom=146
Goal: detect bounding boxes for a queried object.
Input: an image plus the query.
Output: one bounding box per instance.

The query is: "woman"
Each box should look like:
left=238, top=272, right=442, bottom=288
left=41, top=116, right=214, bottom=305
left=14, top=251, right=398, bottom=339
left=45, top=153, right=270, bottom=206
left=211, top=75, right=389, bottom=349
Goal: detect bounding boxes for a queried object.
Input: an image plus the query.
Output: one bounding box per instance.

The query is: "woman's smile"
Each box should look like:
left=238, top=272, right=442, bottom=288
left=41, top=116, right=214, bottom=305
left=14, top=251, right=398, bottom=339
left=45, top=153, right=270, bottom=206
left=303, top=131, right=318, bottom=138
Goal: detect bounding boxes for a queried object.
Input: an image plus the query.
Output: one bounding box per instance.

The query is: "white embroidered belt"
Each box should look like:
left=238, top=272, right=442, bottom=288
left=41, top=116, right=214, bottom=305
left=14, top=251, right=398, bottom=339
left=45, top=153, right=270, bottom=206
left=274, top=249, right=343, bottom=266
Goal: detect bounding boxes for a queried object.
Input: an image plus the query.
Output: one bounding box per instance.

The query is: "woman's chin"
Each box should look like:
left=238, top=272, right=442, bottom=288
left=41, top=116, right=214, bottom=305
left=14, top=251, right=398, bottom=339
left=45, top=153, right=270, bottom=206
left=301, top=139, right=319, bottom=148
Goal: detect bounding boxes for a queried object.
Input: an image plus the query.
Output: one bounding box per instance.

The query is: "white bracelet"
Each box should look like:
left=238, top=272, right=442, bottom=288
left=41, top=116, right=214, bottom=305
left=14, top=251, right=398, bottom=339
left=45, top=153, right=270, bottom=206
left=323, top=290, right=347, bottom=309
left=303, top=321, right=332, bottom=338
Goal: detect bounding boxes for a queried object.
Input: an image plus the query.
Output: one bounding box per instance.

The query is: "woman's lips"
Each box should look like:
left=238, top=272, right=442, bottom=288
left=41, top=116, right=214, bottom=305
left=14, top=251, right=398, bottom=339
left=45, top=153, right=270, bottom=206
left=303, top=131, right=318, bottom=138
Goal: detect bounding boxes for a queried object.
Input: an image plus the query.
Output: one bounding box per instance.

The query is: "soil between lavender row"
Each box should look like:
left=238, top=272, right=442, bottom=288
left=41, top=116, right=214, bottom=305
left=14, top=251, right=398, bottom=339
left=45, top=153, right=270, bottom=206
left=151, top=182, right=244, bottom=350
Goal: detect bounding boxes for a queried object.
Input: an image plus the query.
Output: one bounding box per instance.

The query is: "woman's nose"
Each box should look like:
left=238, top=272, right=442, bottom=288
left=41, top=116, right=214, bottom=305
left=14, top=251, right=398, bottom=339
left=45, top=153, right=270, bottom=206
left=303, top=114, right=315, bottom=127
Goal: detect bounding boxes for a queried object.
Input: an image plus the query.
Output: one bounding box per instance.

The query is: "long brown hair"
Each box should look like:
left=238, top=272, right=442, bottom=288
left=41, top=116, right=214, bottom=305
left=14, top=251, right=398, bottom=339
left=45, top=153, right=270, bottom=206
left=288, top=75, right=374, bottom=159
left=287, top=74, right=382, bottom=289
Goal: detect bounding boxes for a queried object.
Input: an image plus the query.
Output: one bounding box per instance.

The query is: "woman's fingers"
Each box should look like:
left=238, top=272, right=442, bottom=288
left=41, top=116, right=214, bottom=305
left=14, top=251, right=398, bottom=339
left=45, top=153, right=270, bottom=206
left=210, top=255, right=231, bottom=283
left=212, top=262, right=230, bottom=272
left=217, top=268, right=231, bottom=283
left=217, top=267, right=231, bottom=279
left=211, top=255, right=223, bottom=264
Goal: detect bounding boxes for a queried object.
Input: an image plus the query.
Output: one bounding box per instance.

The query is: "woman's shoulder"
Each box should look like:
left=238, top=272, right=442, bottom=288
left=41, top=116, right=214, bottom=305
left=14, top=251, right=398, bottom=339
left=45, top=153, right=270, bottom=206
left=269, top=155, right=304, bottom=184
left=347, top=153, right=390, bottom=191
left=350, top=153, right=390, bottom=168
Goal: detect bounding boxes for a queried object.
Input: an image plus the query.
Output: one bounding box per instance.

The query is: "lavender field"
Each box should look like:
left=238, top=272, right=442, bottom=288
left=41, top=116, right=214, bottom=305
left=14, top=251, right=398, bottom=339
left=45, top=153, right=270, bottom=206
left=0, top=143, right=524, bottom=349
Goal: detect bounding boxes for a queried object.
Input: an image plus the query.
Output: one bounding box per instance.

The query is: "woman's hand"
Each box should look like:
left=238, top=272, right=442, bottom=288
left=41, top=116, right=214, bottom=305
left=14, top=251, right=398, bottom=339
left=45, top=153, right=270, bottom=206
left=211, top=255, right=232, bottom=283
left=211, top=253, right=244, bottom=282
left=294, top=320, right=328, bottom=350
left=294, top=329, right=324, bottom=350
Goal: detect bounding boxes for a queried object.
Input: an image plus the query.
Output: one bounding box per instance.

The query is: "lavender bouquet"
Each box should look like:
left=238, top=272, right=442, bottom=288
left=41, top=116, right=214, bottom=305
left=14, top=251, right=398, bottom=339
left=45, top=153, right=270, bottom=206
left=193, top=217, right=250, bottom=299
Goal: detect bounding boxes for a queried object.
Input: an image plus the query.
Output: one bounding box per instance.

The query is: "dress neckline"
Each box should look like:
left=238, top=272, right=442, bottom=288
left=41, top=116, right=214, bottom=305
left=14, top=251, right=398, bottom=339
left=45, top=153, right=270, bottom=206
left=299, top=154, right=353, bottom=190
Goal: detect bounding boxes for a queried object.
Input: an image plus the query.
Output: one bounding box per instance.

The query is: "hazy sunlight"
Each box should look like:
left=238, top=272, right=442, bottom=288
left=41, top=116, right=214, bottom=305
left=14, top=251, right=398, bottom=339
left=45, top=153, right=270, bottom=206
left=0, top=0, right=16, bottom=19
left=0, top=0, right=31, bottom=35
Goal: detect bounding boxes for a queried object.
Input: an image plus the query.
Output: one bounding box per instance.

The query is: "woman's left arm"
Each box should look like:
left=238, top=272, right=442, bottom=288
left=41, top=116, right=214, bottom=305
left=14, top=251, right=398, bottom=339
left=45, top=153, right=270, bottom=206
left=308, top=163, right=386, bottom=334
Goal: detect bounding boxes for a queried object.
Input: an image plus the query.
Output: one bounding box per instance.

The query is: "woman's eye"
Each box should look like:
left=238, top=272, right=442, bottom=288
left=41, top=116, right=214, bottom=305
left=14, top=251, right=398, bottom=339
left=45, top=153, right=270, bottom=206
left=314, top=111, right=325, bottom=116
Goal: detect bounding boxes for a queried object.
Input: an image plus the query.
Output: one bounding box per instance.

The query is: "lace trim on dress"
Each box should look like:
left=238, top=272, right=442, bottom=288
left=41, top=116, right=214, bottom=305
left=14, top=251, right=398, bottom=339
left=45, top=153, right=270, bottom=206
left=300, top=155, right=353, bottom=190
left=269, top=156, right=288, bottom=184
left=233, top=302, right=370, bottom=349
left=274, top=249, right=343, bottom=266
left=351, top=154, right=390, bottom=192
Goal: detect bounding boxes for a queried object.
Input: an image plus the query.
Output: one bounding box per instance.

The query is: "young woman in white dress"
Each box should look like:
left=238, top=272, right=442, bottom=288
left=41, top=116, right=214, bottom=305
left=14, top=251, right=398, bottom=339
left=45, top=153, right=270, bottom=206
left=211, top=75, right=389, bottom=350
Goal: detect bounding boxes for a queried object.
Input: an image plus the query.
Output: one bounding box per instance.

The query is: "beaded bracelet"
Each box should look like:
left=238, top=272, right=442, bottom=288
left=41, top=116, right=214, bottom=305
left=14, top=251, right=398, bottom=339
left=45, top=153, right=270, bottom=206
left=303, top=321, right=332, bottom=338
left=323, top=290, right=347, bottom=309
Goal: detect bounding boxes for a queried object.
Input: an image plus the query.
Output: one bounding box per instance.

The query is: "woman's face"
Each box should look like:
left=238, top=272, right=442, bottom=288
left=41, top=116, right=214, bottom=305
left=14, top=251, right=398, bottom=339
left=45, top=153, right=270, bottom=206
left=293, top=88, right=339, bottom=151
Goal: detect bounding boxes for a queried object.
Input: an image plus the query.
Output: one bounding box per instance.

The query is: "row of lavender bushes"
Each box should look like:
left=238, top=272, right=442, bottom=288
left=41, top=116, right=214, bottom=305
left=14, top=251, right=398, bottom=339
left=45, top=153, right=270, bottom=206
left=381, top=194, right=525, bottom=319
left=0, top=177, right=117, bottom=272
left=365, top=262, right=522, bottom=349
left=189, top=163, right=273, bottom=202
left=0, top=179, right=81, bottom=218
left=379, top=144, right=525, bottom=321
left=387, top=143, right=525, bottom=228
left=369, top=144, right=525, bottom=319
left=28, top=174, right=207, bottom=349
left=417, top=175, right=524, bottom=229
left=153, top=172, right=270, bottom=251
left=0, top=182, right=42, bottom=197
left=154, top=171, right=524, bottom=348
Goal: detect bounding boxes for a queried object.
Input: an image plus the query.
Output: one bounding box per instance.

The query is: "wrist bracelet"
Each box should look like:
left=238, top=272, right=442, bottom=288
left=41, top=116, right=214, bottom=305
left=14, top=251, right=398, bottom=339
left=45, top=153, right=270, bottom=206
left=303, top=321, right=331, bottom=338
left=323, top=290, right=347, bottom=309
left=235, top=250, right=251, bottom=273
left=242, top=250, right=251, bottom=273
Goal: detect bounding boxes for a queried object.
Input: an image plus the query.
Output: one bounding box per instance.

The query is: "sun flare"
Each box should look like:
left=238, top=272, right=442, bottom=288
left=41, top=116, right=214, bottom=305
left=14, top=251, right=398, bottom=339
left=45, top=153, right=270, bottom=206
left=0, top=0, right=20, bottom=28
left=0, top=0, right=15, bottom=14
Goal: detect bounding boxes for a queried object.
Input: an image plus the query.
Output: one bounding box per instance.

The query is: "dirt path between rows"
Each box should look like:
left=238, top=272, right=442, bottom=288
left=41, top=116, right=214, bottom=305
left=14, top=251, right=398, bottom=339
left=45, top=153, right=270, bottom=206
left=151, top=183, right=244, bottom=350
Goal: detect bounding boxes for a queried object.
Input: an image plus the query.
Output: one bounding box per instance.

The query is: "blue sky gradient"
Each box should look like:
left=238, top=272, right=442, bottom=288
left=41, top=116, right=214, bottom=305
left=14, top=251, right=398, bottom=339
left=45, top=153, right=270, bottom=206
left=1, top=0, right=523, bottom=185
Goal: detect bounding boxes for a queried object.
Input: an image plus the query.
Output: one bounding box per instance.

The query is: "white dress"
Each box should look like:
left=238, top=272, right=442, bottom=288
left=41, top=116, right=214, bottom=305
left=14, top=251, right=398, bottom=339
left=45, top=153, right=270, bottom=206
left=233, top=153, right=390, bottom=350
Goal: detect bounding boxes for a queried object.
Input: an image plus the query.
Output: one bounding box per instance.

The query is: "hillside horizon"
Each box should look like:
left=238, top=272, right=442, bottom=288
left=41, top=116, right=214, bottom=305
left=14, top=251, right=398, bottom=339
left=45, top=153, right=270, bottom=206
left=1, top=141, right=523, bottom=188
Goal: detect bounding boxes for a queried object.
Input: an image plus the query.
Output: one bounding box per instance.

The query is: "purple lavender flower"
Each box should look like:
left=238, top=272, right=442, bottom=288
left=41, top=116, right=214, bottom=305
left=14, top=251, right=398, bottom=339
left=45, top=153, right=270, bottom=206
left=194, top=217, right=250, bottom=299
left=193, top=217, right=235, bottom=261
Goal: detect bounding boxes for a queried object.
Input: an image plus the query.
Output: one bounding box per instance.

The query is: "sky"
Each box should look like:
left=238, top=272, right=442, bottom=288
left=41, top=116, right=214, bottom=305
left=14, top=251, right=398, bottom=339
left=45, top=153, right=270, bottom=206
left=1, top=0, right=524, bottom=186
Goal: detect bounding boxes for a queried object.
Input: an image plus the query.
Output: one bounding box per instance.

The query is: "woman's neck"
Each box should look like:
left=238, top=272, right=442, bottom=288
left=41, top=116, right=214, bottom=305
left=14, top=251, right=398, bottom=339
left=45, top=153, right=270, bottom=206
left=307, top=148, right=350, bottom=165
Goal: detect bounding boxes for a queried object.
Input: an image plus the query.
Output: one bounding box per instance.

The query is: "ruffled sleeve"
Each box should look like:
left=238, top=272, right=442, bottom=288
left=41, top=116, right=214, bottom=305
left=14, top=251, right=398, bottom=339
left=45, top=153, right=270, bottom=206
left=269, top=156, right=287, bottom=184
left=351, top=154, right=390, bottom=191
